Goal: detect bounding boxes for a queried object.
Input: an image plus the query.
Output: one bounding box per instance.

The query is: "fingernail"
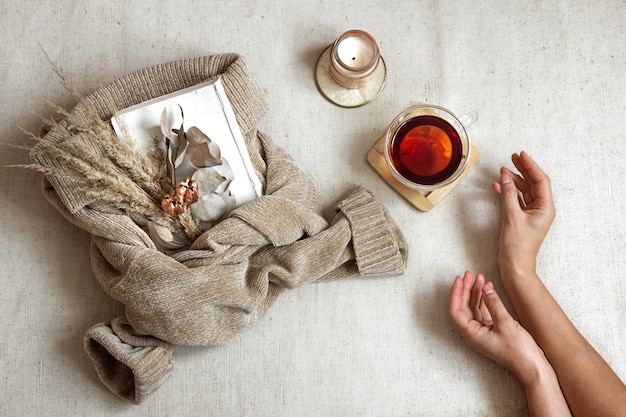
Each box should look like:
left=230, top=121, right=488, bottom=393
left=501, top=172, right=511, bottom=184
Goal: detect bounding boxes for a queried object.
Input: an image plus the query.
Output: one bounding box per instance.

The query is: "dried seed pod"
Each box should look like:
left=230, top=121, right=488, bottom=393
left=185, top=179, right=199, bottom=205
left=161, top=194, right=184, bottom=217
left=174, top=182, right=187, bottom=202
left=172, top=178, right=199, bottom=206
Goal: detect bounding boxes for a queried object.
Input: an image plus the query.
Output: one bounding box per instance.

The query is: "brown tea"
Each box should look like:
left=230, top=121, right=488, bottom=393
left=388, top=115, right=463, bottom=186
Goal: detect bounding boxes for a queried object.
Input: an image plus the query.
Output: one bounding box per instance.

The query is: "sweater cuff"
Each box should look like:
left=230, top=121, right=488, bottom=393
left=336, top=186, right=408, bottom=276
left=84, top=316, right=174, bottom=404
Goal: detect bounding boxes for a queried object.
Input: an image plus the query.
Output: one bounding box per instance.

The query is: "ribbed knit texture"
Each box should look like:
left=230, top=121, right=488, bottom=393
left=30, top=54, right=409, bottom=403
left=84, top=317, right=174, bottom=403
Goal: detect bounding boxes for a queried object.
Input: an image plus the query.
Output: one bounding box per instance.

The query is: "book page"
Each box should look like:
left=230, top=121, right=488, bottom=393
left=111, top=77, right=262, bottom=207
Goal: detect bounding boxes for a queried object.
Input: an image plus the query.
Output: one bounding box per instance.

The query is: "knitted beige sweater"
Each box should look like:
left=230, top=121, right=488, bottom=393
left=30, top=54, right=408, bottom=403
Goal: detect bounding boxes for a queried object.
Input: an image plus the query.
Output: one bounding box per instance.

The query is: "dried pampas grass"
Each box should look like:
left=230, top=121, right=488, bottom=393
left=16, top=59, right=202, bottom=243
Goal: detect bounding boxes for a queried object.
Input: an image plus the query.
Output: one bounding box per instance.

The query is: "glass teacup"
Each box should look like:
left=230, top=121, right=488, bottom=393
left=384, top=104, right=475, bottom=191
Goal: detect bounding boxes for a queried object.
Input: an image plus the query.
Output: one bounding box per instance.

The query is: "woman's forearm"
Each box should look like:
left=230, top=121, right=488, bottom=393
left=522, top=358, right=571, bottom=417
left=500, top=266, right=626, bottom=416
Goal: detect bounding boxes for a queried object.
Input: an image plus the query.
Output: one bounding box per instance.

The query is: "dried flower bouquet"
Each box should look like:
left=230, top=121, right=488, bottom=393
left=23, top=66, right=242, bottom=251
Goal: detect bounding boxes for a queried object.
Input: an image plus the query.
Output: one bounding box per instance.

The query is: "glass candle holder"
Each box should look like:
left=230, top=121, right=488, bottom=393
left=329, top=30, right=381, bottom=89
left=315, top=29, right=387, bottom=108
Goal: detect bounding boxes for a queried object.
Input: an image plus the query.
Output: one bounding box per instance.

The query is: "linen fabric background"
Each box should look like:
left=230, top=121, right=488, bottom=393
left=2, top=0, right=625, bottom=416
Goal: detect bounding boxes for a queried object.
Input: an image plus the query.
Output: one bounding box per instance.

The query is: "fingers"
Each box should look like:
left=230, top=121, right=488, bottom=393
left=516, top=152, right=547, bottom=184
left=507, top=169, right=531, bottom=200
left=514, top=152, right=554, bottom=205
left=449, top=271, right=473, bottom=322
left=449, top=271, right=478, bottom=331
left=481, top=281, right=511, bottom=325
left=494, top=151, right=554, bottom=211
left=470, top=273, right=493, bottom=325
left=498, top=168, right=523, bottom=214
left=449, top=271, right=510, bottom=326
left=449, top=271, right=493, bottom=327
left=469, top=272, right=484, bottom=315
left=448, top=275, right=465, bottom=317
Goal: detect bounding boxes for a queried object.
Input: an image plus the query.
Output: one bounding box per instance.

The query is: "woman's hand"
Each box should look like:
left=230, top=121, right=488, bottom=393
left=492, top=152, right=556, bottom=275
left=449, top=271, right=572, bottom=416
left=448, top=271, right=547, bottom=383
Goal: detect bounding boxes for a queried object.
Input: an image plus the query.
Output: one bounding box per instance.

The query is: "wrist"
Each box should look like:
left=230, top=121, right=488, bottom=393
left=518, top=356, right=572, bottom=417
left=515, top=352, right=552, bottom=389
left=498, top=255, right=537, bottom=278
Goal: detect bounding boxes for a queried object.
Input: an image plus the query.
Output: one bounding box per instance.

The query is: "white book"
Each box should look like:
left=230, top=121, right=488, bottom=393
left=111, top=77, right=262, bottom=208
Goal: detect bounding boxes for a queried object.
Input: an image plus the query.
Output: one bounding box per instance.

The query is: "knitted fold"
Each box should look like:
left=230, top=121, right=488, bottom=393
left=84, top=317, right=174, bottom=404
left=31, top=54, right=409, bottom=403
left=336, top=186, right=407, bottom=276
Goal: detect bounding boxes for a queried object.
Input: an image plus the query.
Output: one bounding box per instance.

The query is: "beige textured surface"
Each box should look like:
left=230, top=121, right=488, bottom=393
left=1, top=0, right=625, bottom=415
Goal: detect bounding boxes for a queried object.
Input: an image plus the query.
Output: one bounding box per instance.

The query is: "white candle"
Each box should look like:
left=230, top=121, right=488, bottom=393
left=329, top=30, right=381, bottom=89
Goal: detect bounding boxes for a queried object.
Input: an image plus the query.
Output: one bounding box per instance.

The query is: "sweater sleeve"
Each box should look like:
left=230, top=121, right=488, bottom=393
left=247, top=186, right=408, bottom=289
left=84, top=316, right=174, bottom=404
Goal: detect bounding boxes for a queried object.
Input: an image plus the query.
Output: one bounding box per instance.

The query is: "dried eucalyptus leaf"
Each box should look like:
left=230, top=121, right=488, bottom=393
left=210, top=163, right=234, bottom=193
left=214, top=179, right=232, bottom=195
left=174, top=139, right=188, bottom=168
left=192, top=166, right=229, bottom=194
left=188, top=124, right=219, bottom=148
left=190, top=192, right=237, bottom=222
left=166, top=144, right=175, bottom=186
left=147, top=221, right=191, bottom=251
left=188, top=141, right=222, bottom=168
left=220, top=192, right=237, bottom=213
left=185, top=126, right=209, bottom=146
left=176, top=105, right=185, bottom=148
left=190, top=193, right=227, bottom=221
left=160, top=108, right=172, bottom=142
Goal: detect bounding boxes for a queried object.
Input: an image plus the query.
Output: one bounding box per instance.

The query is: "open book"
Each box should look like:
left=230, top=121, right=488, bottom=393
left=111, top=77, right=262, bottom=211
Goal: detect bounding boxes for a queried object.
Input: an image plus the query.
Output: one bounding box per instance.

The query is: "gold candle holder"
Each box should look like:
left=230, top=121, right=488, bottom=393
left=315, top=30, right=387, bottom=108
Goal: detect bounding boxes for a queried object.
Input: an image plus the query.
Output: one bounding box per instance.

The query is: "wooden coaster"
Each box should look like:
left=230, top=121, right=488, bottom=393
left=367, top=135, right=480, bottom=211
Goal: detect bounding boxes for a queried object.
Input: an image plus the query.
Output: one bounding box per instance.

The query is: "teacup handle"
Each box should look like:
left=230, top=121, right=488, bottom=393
left=459, top=111, right=478, bottom=129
